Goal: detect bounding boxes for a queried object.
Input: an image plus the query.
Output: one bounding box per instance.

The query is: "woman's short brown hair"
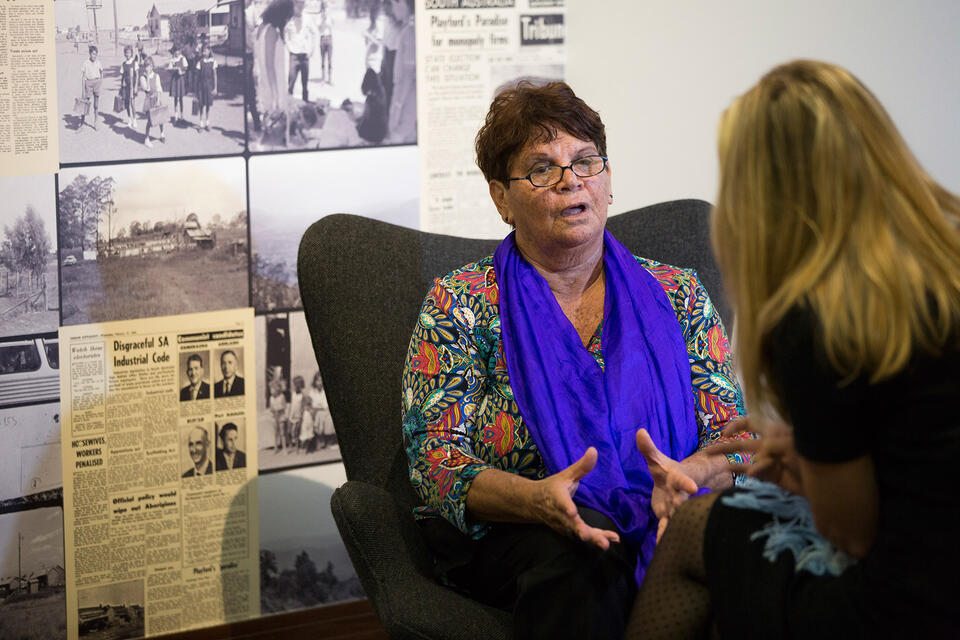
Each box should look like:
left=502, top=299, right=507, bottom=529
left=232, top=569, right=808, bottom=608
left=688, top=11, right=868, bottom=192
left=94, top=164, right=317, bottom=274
left=475, top=81, right=606, bottom=184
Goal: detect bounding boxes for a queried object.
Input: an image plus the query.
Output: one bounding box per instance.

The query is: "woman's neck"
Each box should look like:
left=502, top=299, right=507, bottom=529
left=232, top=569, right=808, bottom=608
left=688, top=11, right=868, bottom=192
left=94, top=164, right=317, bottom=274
left=516, top=237, right=605, bottom=302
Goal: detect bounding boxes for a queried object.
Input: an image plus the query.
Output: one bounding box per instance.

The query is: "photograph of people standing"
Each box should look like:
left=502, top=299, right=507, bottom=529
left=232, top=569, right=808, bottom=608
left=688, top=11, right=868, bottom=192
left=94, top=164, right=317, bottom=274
left=55, top=0, right=245, bottom=164
left=246, top=0, right=417, bottom=151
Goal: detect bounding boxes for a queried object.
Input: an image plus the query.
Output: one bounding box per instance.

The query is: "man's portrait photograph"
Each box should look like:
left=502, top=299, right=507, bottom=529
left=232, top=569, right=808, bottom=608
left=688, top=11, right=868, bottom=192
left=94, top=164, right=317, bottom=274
left=182, top=425, right=214, bottom=477
left=179, top=351, right=211, bottom=401
left=215, top=420, right=247, bottom=471
left=214, top=348, right=245, bottom=398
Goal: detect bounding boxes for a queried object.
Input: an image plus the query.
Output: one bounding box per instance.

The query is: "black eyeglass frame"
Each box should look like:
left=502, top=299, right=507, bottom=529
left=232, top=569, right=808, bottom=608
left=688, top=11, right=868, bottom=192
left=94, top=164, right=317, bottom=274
left=506, top=155, right=609, bottom=188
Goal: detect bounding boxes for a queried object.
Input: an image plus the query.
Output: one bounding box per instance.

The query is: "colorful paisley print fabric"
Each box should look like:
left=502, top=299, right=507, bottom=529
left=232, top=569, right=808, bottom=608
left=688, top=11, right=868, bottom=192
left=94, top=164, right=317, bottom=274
left=401, top=254, right=748, bottom=537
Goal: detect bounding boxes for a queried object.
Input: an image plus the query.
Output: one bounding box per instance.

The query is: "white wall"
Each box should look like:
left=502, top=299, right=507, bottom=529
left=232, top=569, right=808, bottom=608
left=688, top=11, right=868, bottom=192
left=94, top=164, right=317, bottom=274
left=567, top=0, right=960, bottom=212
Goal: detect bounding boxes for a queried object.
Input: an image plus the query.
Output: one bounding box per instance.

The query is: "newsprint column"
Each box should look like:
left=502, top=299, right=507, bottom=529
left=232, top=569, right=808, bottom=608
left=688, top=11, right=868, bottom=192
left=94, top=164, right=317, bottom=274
left=59, top=309, right=259, bottom=639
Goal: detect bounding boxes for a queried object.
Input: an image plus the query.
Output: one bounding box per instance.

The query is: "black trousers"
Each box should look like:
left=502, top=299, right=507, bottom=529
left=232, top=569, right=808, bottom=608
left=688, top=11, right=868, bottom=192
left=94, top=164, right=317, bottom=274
left=421, top=507, right=637, bottom=640
left=244, top=52, right=261, bottom=130
left=288, top=53, right=310, bottom=102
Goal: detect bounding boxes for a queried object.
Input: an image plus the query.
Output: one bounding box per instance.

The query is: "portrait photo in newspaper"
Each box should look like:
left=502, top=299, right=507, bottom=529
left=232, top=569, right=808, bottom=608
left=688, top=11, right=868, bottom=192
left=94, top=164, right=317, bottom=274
left=213, top=347, right=245, bottom=398
left=57, top=157, right=249, bottom=327
left=76, top=579, right=144, bottom=639
left=248, top=145, right=417, bottom=312
left=54, top=0, right=246, bottom=165
left=179, top=351, right=212, bottom=402
left=215, top=418, right=247, bottom=471
left=246, top=0, right=416, bottom=152
left=256, top=312, right=338, bottom=472
left=0, top=505, right=66, bottom=640
left=182, top=423, right=215, bottom=477
left=1, top=175, right=59, bottom=339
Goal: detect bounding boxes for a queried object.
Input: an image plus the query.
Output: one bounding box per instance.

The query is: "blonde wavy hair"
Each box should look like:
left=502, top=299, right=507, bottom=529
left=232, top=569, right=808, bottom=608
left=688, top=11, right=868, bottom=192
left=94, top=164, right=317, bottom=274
left=712, top=60, right=960, bottom=413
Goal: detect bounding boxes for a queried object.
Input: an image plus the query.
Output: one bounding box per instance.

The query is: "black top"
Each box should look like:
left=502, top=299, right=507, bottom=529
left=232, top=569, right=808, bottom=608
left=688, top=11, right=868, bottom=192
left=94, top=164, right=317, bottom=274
left=768, top=307, right=960, bottom=634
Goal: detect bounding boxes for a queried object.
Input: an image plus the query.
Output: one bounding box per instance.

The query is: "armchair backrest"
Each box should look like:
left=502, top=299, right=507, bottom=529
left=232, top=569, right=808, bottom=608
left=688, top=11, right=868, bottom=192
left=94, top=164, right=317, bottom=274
left=297, top=199, right=726, bottom=511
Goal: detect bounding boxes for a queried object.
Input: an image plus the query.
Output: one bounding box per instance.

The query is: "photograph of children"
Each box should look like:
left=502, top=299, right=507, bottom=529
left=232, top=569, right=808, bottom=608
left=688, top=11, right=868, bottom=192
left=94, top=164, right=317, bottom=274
left=246, top=0, right=417, bottom=152
left=57, top=157, right=249, bottom=326
left=1, top=175, right=58, bottom=339
left=215, top=419, right=247, bottom=470
left=0, top=402, right=61, bottom=508
left=178, top=351, right=211, bottom=402
left=55, top=0, right=246, bottom=164
left=0, top=506, right=66, bottom=640
left=214, top=347, right=246, bottom=398
left=258, top=464, right=363, bottom=613
left=182, top=424, right=214, bottom=477
left=256, top=312, right=338, bottom=472
left=248, top=145, right=417, bottom=312
left=76, top=579, right=144, bottom=639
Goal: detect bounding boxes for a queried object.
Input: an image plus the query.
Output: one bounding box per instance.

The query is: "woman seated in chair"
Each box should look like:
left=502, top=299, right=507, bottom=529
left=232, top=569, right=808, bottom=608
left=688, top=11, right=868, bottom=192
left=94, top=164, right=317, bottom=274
left=401, top=81, right=749, bottom=639
left=627, top=60, right=960, bottom=639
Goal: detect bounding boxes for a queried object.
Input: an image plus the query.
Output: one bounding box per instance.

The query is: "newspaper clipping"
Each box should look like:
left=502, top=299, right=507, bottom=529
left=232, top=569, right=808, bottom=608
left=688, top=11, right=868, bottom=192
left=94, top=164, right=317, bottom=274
left=59, top=309, right=258, bottom=640
left=417, top=0, right=565, bottom=237
left=0, top=0, right=58, bottom=176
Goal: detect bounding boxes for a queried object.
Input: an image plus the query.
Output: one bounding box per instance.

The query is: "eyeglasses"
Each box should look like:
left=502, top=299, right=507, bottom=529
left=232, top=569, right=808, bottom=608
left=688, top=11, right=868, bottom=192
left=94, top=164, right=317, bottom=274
left=508, top=155, right=608, bottom=188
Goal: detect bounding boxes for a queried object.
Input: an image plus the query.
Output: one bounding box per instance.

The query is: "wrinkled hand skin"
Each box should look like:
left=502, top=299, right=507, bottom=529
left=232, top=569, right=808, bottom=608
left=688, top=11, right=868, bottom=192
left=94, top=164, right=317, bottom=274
left=711, top=417, right=804, bottom=496
left=529, top=448, right=621, bottom=550
left=636, top=428, right=699, bottom=542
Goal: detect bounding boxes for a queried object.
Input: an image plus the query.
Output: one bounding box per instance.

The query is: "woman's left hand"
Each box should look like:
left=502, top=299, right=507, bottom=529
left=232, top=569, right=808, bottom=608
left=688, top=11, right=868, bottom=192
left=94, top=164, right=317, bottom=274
left=636, top=428, right=698, bottom=542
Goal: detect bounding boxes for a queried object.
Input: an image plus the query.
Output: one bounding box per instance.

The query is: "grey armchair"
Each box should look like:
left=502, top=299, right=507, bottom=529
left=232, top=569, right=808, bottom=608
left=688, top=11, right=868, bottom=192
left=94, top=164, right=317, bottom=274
left=297, top=199, right=727, bottom=639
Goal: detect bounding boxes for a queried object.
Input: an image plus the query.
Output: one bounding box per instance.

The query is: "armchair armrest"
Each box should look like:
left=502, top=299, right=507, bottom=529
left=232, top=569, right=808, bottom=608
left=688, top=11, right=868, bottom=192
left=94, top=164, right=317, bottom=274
left=331, top=481, right=512, bottom=639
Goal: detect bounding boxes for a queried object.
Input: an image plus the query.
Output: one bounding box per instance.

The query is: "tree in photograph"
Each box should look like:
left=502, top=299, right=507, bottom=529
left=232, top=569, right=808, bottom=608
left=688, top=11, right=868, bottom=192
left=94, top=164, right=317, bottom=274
left=58, top=175, right=116, bottom=252
left=129, top=220, right=142, bottom=237
left=260, top=549, right=277, bottom=589
left=101, top=201, right=120, bottom=255
left=230, top=210, right=246, bottom=229
left=251, top=252, right=300, bottom=310
left=169, top=11, right=202, bottom=49
left=2, top=206, right=51, bottom=289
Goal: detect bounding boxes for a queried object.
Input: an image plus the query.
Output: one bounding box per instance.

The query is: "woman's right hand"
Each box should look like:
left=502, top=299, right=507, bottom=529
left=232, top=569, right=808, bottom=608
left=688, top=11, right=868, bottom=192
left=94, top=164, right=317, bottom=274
left=527, top=448, right=621, bottom=550
left=711, top=417, right=804, bottom=495
left=467, top=449, right=620, bottom=551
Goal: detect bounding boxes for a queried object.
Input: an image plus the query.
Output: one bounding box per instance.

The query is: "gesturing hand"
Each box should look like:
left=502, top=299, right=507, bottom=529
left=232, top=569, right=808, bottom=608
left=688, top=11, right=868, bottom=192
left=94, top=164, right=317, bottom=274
left=529, top=447, right=621, bottom=550
left=710, top=417, right=803, bottom=495
left=636, top=428, right=699, bottom=542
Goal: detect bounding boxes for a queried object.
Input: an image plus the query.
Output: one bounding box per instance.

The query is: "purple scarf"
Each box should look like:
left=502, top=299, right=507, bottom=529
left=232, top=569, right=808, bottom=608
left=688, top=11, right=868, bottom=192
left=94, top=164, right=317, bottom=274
left=493, top=229, right=699, bottom=585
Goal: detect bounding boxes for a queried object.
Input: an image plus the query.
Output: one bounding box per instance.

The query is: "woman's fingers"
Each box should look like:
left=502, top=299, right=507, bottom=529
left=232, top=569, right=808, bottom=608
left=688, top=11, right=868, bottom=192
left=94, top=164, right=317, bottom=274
left=722, top=416, right=753, bottom=437
left=656, top=517, right=669, bottom=543
left=705, top=438, right=762, bottom=457
left=636, top=428, right=666, bottom=474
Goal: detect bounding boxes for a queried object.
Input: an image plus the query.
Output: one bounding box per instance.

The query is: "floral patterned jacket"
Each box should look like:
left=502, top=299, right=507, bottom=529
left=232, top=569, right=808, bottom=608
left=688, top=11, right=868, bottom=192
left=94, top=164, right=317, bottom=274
left=401, top=254, right=745, bottom=537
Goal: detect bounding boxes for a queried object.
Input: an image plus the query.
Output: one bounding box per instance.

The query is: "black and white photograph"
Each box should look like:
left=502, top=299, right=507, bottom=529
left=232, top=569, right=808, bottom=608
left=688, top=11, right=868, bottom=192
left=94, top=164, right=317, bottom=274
left=258, top=464, right=363, bottom=614
left=0, top=402, right=61, bottom=510
left=55, top=0, right=246, bottom=165
left=256, top=312, right=337, bottom=472
left=215, top=419, right=248, bottom=470
left=76, top=579, right=144, bottom=639
left=248, top=145, right=417, bottom=312
left=0, top=330, right=59, bottom=413
left=0, top=506, right=67, bottom=640
left=182, top=423, right=215, bottom=477
left=179, top=351, right=211, bottom=401
left=214, top=346, right=246, bottom=397
left=1, top=175, right=59, bottom=339
left=57, top=157, right=249, bottom=326
left=246, top=0, right=417, bottom=151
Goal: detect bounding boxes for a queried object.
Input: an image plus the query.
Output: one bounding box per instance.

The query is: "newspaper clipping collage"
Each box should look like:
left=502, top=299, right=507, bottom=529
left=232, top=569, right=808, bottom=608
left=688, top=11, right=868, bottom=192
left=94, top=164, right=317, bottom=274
left=1, top=0, right=565, bottom=638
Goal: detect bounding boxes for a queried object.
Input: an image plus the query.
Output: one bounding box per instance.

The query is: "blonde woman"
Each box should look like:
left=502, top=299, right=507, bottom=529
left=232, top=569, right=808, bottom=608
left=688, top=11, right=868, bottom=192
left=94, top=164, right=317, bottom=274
left=628, top=60, right=960, bottom=639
